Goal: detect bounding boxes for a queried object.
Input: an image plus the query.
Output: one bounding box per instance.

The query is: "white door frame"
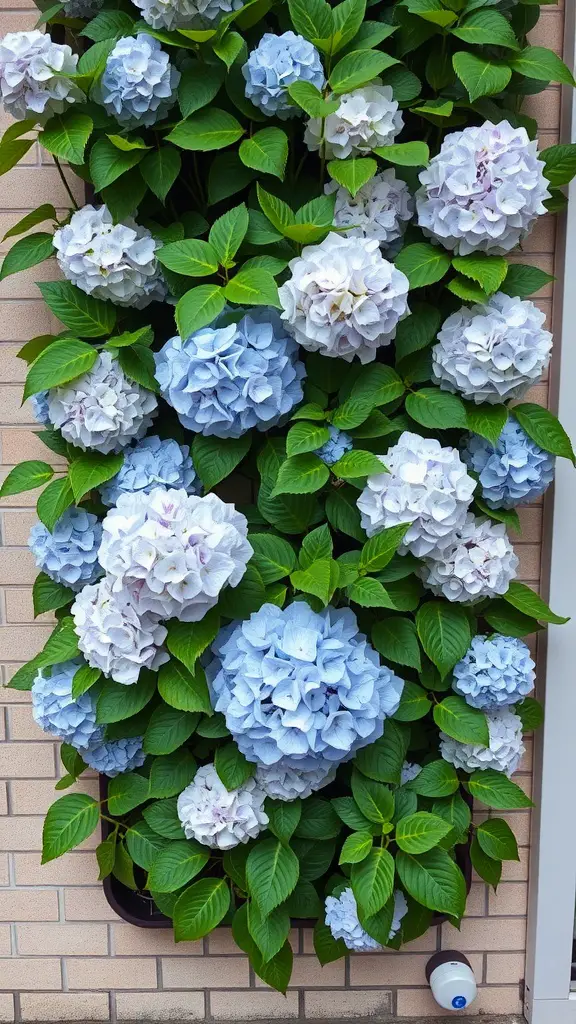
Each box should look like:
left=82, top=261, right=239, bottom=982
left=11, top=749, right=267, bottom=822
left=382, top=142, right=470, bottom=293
left=523, top=5, right=576, bottom=1020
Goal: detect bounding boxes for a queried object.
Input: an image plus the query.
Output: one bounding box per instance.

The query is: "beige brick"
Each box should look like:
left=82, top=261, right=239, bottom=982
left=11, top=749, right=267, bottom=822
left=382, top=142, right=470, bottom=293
left=162, top=956, right=250, bottom=989
left=0, top=167, right=84, bottom=210
left=530, top=9, right=563, bottom=53
left=210, top=991, right=299, bottom=1020
left=476, top=986, right=523, bottom=1014
left=522, top=213, right=556, bottom=254
left=0, top=625, right=53, bottom=661
left=15, top=851, right=100, bottom=886
left=17, top=923, right=109, bottom=956
left=0, top=548, right=38, bottom=585
left=20, top=992, right=110, bottom=1022
left=116, top=992, right=205, bottom=1021
left=0, top=742, right=55, bottom=777
left=350, top=951, right=484, bottom=989
left=64, top=887, right=120, bottom=922
left=516, top=544, right=542, bottom=583
left=488, top=882, right=529, bottom=917
left=304, top=990, right=392, bottom=1018
left=254, top=956, right=344, bottom=989
left=441, top=916, right=526, bottom=952
left=66, top=957, right=158, bottom=990
left=0, top=300, right=53, bottom=342
left=3, top=509, right=40, bottom=545
left=1, top=428, right=66, bottom=466
left=0, top=782, right=6, bottom=815
left=502, top=847, right=530, bottom=882
left=5, top=588, right=55, bottom=625
left=0, top=925, right=11, bottom=955
left=0, top=996, right=13, bottom=1023
left=0, top=854, right=8, bottom=886
left=486, top=952, right=526, bottom=985
left=0, top=957, right=61, bottom=989
left=0, top=261, right=60, bottom=301
left=113, top=924, right=202, bottom=957
left=206, top=928, right=246, bottom=954
left=0, top=888, right=59, bottom=922
left=396, top=987, right=461, bottom=1017
left=8, top=706, right=51, bottom=740
left=10, top=777, right=99, bottom=815
left=0, top=815, right=45, bottom=851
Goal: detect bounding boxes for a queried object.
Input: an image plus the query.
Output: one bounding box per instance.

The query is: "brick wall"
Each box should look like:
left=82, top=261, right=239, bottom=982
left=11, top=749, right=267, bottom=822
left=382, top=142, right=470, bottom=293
left=0, top=3, right=567, bottom=1020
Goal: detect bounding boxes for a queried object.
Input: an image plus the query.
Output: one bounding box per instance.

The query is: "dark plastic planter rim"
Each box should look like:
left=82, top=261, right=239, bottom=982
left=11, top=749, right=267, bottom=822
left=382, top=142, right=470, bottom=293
left=99, top=775, right=473, bottom=930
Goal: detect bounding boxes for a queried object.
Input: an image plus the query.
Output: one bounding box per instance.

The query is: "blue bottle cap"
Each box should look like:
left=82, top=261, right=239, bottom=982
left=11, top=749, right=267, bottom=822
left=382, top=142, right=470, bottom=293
left=452, top=995, right=467, bottom=1009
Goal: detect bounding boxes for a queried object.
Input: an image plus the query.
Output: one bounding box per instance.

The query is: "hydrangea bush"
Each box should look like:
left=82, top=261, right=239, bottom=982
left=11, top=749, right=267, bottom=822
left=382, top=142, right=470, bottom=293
left=0, top=0, right=574, bottom=988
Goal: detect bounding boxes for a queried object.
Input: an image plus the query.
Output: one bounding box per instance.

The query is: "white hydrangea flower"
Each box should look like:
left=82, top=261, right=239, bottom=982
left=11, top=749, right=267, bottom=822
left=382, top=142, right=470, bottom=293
left=401, top=761, right=422, bottom=785
left=132, top=0, right=242, bottom=30
left=177, top=763, right=268, bottom=850
left=440, top=708, right=525, bottom=776
left=47, top=351, right=157, bottom=455
left=356, top=432, right=476, bottom=557
left=53, top=204, right=166, bottom=309
left=305, top=83, right=403, bottom=160
left=255, top=761, right=336, bottom=802
left=416, top=120, right=550, bottom=255
left=325, top=169, right=413, bottom=251
left=421, top=514, right=519, bottom=603
left=432, top=292, right=552, bottom=405
left=278, top=233, right=409, bottom=363
left=0, top=31, right=82, bottom=122
left=98, top=488, right=253, bottom=622
left=71, top=576, right=168, bottom=686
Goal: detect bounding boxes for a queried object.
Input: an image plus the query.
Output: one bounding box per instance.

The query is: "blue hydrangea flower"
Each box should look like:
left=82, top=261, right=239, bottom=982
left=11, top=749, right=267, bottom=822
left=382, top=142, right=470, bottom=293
left=99, top=34, right=180, bottom=128
left=31, top=660, right=100, bottom=749
left=28, top=507, right=103, bottom=590
left=100, top=435, right=199, bottom=506
left=462, top=417, right=555, bottom=509
left=452, top=634, right=535, bottom=710
left=82, top=736, right=146, bottom=777
left=207, top=601, right=404, bottom=770
left=30, top=390, right=50, bottom=425
left=155, top=308, right=306, bottom=439
left=243, top=31, right=325, bottom=119
left=325, top=887, right=408, bottom=950
left=315, top=425, right=353, bottom=466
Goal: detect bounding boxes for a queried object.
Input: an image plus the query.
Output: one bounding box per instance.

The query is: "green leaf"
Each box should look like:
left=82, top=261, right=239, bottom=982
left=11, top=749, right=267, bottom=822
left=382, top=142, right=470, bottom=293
left=239, top=128, right=288, bottom=181
left=249, top=534, right=297, bottom=583
left=470, top=834, right=501, bottom=888
left=477, top=818, right=519, bottom=861
left=165, top=610, right=220, bottom=677
left=291, top=558, right=338, bottom=604
left=374, top=141, right=430, bottom=166
left=37, top=282, right=116, bottom=338
left=0, top=460, right=53, bottom=498
left=192, top=433, right=251, bottom=490
left=353, top=720, right=408, bottom=785
left=81, top=10, right=135, bottom=39
left=502, top=580, right=569, bottom=625
left=300, top=523, right=333, bottom=568
left=167, top=109, right=244, bottom=151
left=248, top=902, right=290, bottom=964
left=483, top=599, right=542, bottom=638
left=213, top=30, right=244, bottom=68
left=332, top=796, right=375, bottom=832
left=394, top=242, right=451, bottom=288
left=331, top=397, right=374, bottom=430
left=540, top=143, right=576, bottom=188
left=347, top=576, right=395, bottom=608
left=224, top=268, right=280, bottom=307
left=329, top=49, right=398, bottom=93
left=290, top=194, right=336, bottom=244
left=467, top=769, right=533, bottom=809
left=140, top=146, right=181, bottom=202
left=447, top=275, right=488, bottom=304
left=24, top=338, right=98, bottom=401
left=516, top=696, right=544, bottom=732
left=452, top=254, right=508, bottom=294
left=0, top=232, right=54, bottom=283
left=32, top=574, right=74, bottom=618
left=71, top=664, right=101, bottom=699
left=174, top=879, right=231, bottom=941
left=266, top=799, right=302, bottom=844
left=294, top=798, right=341, bottom=840
left=69, top=452, right=123, bottom=503
left=272, top=454, right=329, bottom=495
left=406, top=388, right=467, bottom=430
left=331, top=449, right=387, bottom=480
left=209, top=204, right=249, bottom=268
left=352, top=772, right=394, bottom=825
left=147, top=840, right=209, bottom=893
left=416, top=601, right=472, bottom=678
left=396, top=848, right=466, bottom=918
left=178, top=62, right=224, bottom=117
left=452, top=51, right=512, bottom=101
left=434, top=696, right=489, bottom=745
left=157, top=238, right=219, bottom=277
left=158, top=660, right=212, bottom=714
left=372, top=616, right=421, bottom=670
left=331, top=0, right=367, bottom=52
left=410, top=760, right=459, bottom=798
left=287, top=82, right=339, bottom=118
left=96, top=833, right=117, bottom=880
left=339, top=831, right=373, bottom=865
left=286, top=422, right=329, bottom=458
left=359, top=524, right=409, bottom=574
left=117, top=345, right=158, bottom=392
left=509, top=45, right=575, bottom=85
left=351, top=847, right=395, bottom=916
left=396, top=812, right=453, bottom=854
left=89, top=137, right=144, bottom=191
left=246, top=839, right=300, bottom=916
left=465, top=403, right=508, bottom=447
left=143, top=706, right=199, bottom=756
left=393, top=680, right=431, bottom=722
left=500, top=263, right=554, bottom=298
left=215, top=742, right=255, bottom=791
left=325, top=486, right=365, bottom=542
left=97, top=672, right=156, bottom=724
left=451, top=9, right=519, bottom=48
left=175, top=284, right=225, bottom=338
left=101, top=167, right=147, bottom=220
left=149, top=750, right=197, bottom=799
left=143, top=798, right=186, bottom=840
left=37, top=477, right=74, bottom=531
left=125, top=820, right=167, bottom=870
left=42, top=794, right=99, bottom=863
left=0, top=138, right=35, bottom=177
left=394, top=302, right=441, bottom=362
left=313, top=921, right=347, bottom=966
left=41, top=111, right=93, bottom=164
left=3, top=204, right=57, bottom=242
left=512, top=403, right=574, bottom=463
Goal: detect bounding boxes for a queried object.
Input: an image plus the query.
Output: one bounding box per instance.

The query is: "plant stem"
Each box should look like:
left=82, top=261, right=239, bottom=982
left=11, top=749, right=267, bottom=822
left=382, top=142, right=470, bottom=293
left=54, top=157, right=79, bottom=210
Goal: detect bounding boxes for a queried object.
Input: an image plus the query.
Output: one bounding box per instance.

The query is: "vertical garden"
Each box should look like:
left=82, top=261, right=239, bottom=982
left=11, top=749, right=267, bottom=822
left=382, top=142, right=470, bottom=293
left=0, top=0, right=574, bottom=990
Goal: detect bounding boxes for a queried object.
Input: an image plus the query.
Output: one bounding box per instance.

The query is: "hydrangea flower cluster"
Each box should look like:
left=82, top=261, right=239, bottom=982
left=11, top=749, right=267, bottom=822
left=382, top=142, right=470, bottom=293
left=326, top=169, right=413, bottom=250
left=256, top=761, right=335, bottom=802
left=357, top=432, right=476, bottom=557
left=62, top=0, right=102, bottom=16
left=440, top=708, right=525, bottom=776
left=401, top=761, right=422, bottom=785
left=154, top=309, right=305, bottom=438
left=243, top=32, right=325, bottom=119
left=29, top=508, right=102, bottom=591
left=30, top=391, right=50, bottom=426
left=315, top=426, right=353, bottom=466
left=98, top=488, right=252, bottom=622
left=82, top=735, right=146, bottom=777
left=132, top=0, right=243, bottom=30
left=0, top=31, right=81, bottom=121
left=453, top=635, right=535, bottom=710
left=99, top=34, right=180, bottom=128
left=432, top=293, right=552, bottom=404
left=100, top=435, right=198, bottom=506
left=420, top=514, right=519, bottom=603
left=31, top=660, right=100, bottom=749
left=416, top=120, right=550, bottom=255
left=305, top=83, right=403, bottom=160
left=325, top=888, right=408, bottom=951
left=177, top=764, right=268, bottom=849
left=278, top=233, right=409, bottom=363
left=207, top=602, right=404, bottom=770
left=53, top=205, right=166, bottom=309
left=46, top=351, right=157, bottom=455
left=462, top=418, right=555, bottom=509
